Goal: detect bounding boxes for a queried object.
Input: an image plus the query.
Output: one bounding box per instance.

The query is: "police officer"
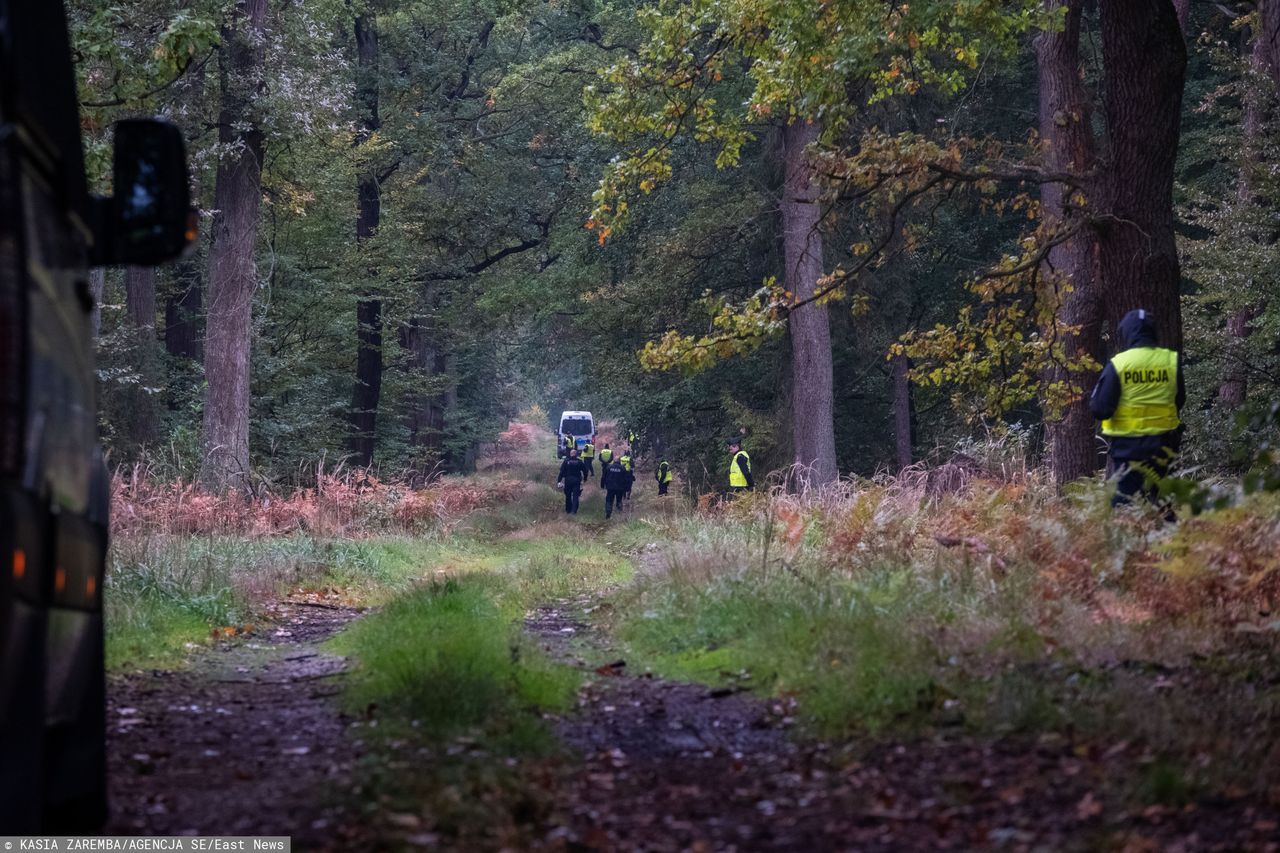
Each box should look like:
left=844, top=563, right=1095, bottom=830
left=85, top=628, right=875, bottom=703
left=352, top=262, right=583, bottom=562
left=562, top=433, right=573, bottom=458
left=655, top=459, right=673, bottom=495
left=556, top=448, right=587, bottom=515
left=1088, top=308, right=1185, bottom=507
left=600, top=453, right=630, bottom=519
left=581, top=436, right=596, bottom=481
left=597, top=444, right=614, bottom=487
left=728, top=439, right=754, bottom=493
left=619, top=447, right=634, bottom=501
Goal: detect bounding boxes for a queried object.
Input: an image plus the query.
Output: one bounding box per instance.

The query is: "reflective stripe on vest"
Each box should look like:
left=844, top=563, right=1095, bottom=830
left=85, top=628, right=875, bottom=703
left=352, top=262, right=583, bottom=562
left=658, top=463, right=672, bottom=484
left=600, top=449, right=613, bottom=463
left=1101, top=347, right=1180, bottom=437
left=729, top=451, right=751, bottom=488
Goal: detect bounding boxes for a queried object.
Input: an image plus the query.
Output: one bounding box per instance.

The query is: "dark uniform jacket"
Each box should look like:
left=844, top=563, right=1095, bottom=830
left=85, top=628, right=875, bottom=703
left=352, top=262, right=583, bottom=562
left=1088, top=309, right=1186, bottom=462
left=601, top=459, right=631, bottom=491
left=558, top=458, right=586, bottom=486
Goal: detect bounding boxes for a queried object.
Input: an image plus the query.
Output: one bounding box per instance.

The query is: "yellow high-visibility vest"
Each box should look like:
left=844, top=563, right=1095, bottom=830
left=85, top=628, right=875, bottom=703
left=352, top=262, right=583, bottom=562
left=1102, top=347, right=1180, bottom=437
left=729, top=450, right=751, bottom=488
left=599, top=448, right=613, bottom=463
left=620, top=455, right=632, bottom=472
left=582, top=443, right=595, bottom=459
left=658, top=462, right=672, bottom=484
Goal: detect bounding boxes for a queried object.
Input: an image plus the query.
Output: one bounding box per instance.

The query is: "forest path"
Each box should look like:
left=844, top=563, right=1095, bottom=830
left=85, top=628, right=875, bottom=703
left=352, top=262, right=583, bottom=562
left=524, top=593, right=1276, bottom=852
left=106, top=593, right=368, bottom=848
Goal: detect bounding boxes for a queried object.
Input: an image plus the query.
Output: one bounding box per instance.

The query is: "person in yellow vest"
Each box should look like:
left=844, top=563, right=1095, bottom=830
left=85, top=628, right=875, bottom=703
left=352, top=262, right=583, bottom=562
left=597, top=444, right=613, bottom=488
left=581, top=437, right=596, bottom=481
left=728, top=440, right=754, bottom=493
left=619, top=449, right=634, bottom=502
left=655, top=460, right=673, bottom=495
left=562, top=433, right=573, bottom=458
left=1088, top=308, right=1185, bottom=507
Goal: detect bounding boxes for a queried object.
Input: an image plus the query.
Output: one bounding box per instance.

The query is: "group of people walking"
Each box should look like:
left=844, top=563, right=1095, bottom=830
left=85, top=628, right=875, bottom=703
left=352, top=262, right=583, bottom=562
left=556, top=439, right=641, bottom=518
left=549, top=306, right=1183, bottom=522
left=556, top=433, right=754, bottom=518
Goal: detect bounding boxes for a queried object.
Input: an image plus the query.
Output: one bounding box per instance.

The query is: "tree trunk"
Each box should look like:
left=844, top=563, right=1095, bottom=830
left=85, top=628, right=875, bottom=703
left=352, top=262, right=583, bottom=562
left=781, top=119, right=838, bottom=488
left=349, top=13, right=383, bottom=468
left=1219, top=1, right=1280, bottom=408
left=1095, top=0, right=1187, bottom=352
left=891, top=352, right=913, bottom=470
left=125, top=266, right=156, bottom=330
left=1037, top=0, right=1104, bottom=484
left=201, top=0, right=268, bottom=491
left=124, top=266, right=160, bottom=446
left=1174, top=0, right=1191, bottom=33
left=88, top=268, right=105, bottom=339
left=165, top=257, right=203, bottom=360
left=400, top=316, right=449, bottom=482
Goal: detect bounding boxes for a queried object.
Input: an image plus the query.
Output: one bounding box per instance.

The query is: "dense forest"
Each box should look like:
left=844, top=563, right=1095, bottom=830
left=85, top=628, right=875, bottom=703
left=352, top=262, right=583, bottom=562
left=73, top=0, right=1280, bottom=493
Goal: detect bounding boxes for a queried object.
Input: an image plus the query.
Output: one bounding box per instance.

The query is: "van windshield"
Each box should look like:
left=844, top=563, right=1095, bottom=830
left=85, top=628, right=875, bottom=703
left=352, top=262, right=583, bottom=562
left=561, top=418, right=593, bottom=437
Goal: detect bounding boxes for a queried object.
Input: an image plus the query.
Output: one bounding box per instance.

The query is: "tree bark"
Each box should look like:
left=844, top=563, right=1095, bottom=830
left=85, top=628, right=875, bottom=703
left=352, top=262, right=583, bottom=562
left=165, top=257, right=203, bottom=360
left=88, top=268, right=105, bottom=339
left=124, top=266, right=160, bottom=446
left=349, top=13, right=383, bottom=468
left=1174, top=0, right=1191, bottom=33
left=781, top=119, right=838, bottom=488
left=1095, top=0, right=1187, bottom=352
left=400, top=315, right=449, bottom=481
left=891, top=352, right=913, bottom=470
left=201, top=0, right=268, bottom=491
left=1037, top=0, right=1104, bottom=484
left=1219, top=1, right=1280, bottom=408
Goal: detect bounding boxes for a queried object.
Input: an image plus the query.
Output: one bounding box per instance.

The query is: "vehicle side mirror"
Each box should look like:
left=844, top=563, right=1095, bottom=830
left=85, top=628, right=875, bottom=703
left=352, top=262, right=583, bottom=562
left=91, top=119, right=195, bottom=266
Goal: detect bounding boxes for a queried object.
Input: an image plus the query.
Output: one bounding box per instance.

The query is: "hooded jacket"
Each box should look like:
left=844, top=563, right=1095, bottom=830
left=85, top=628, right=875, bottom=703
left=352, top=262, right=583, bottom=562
left=1088, top=309, right=1185, bottom=460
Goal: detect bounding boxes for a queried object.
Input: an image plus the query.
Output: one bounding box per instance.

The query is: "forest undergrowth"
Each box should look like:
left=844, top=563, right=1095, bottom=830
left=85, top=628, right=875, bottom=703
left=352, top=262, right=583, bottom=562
left=104, top=424, right=1280, bottom=821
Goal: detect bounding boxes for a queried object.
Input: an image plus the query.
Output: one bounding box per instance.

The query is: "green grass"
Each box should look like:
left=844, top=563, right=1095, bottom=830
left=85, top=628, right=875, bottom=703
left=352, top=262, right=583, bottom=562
left=326, top=534, right=635, bottom=845
left=607, top=517, right=1063, bottom=737
left=328, top=537, right=633, bottom=736
left=105, top=534, right=457, bottom=670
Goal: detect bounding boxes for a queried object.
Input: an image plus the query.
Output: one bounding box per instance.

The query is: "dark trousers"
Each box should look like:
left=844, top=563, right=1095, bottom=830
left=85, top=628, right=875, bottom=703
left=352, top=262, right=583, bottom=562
left=605, top=489, right=625, bottom=517
left=658, top=481, right=669, bottom=495
left=1110, top=452, right=1175, bottom=508
left=583, top=458, right=594, bottom=479
left=563, top=482, right=582, bottom=514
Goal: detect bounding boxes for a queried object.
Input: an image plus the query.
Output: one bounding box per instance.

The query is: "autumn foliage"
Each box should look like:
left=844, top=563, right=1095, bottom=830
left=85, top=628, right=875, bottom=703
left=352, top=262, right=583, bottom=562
left=706, top=463, right=1280, bottom=626
left=110, top=469, right=523, bottom=538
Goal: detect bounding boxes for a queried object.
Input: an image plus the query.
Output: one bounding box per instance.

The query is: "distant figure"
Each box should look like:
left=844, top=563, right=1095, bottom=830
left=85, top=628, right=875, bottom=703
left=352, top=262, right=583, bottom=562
left=597, top=443, right=614, bottom=488
left=655, top=460, right=673, bottom=495
left=556, top=448, right=586, bottom=515
left=1089, top=308, right=1185, bottom=508
left=728, top=439, right=754, bottom=493
left=601, top=454, right=630, bottom=519
left=619, top=448, right=634, bottom=501
left=581, top=437, right=596, bottom=481
left=562, top=433, right=574, bottom=457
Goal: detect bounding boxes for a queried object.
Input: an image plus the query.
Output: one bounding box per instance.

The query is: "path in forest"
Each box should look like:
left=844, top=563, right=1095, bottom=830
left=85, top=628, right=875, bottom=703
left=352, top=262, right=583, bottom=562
left=106, top=593, right=368, bottom=848
left=526, top=596, right=1280, bottom=852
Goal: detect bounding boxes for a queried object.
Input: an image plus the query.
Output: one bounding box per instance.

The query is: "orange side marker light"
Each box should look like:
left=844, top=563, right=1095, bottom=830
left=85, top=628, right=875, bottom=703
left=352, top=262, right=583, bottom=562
left=13, top=549, right=25, bottom=580
left=54, top=567, right=66, bottom=593
left=86, top=576, right=97, bottom=597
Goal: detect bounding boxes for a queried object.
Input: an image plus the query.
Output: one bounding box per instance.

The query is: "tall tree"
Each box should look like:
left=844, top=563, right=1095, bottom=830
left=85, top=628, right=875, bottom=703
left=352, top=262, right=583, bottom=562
left=1036, top=0, right=1101, bottom=482
left=781, top=120, right=837, bottom=487
left=1218, top=1, right=1279, bottom=408
left=124, top=266, right=161, bottom=446
left=202, top=0, right=268, bottom=490
left=349, top=11, right=383, bottom=467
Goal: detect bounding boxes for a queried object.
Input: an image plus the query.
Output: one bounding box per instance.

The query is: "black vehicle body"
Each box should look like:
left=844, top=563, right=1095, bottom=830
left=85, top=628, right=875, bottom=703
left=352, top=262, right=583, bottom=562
left=1, top=0, right=192, bottom=831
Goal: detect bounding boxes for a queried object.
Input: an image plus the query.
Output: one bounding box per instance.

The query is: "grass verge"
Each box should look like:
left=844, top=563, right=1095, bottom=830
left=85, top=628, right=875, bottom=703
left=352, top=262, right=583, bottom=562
left=325, top=535, right=634, bottom=846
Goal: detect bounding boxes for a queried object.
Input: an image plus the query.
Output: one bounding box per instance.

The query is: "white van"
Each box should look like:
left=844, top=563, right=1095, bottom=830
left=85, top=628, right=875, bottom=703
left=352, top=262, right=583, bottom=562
left=558, top=410, right=595, bottom=457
